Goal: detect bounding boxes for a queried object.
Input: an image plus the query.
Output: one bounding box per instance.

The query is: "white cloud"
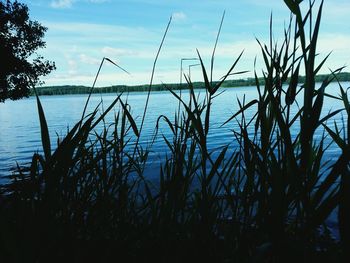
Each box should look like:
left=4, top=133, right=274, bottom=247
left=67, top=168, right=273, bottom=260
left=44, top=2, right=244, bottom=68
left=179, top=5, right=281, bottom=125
left=89, top=0, right=109, bottom=3
left=324, top=2, right=350, bottom=17
left=50, top=0, right=73, bottom=9
left=80, top=54, right=101, bottom=65
left=318, top=34, right=350, bottom=53
left=44, top=71, right=147, bottom=86
left=45, top=22, right=158, bottom=44
left=172, top=12, right=187, bottom=22
left=101, top=47, right=137, bottom=57
left=67, top=59, right=78, bottom=75
left=50, top=0, right=108, bottom=9
left=41, top=13, right=350, bottom=86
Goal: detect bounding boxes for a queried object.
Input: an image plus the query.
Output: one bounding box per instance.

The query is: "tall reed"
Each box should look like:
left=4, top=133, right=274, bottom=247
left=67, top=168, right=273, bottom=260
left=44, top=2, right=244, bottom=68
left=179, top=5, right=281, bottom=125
left=0, top=0, right=349, bottom=262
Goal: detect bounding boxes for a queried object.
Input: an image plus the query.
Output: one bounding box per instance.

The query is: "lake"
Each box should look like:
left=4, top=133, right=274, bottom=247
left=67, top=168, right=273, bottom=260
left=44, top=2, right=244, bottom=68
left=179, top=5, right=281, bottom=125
left=0, top=83, right=348, bottom=178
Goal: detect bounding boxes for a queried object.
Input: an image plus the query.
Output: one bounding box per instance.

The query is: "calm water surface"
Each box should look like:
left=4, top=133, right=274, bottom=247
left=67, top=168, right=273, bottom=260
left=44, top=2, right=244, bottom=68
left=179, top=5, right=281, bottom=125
left=0, top=83, right=348, bottom=177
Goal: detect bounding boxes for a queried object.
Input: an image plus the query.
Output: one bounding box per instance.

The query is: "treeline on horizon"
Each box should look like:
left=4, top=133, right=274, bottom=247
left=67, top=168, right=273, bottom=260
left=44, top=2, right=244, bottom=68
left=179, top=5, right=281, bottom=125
left=33, top=72, right=350, bottom=96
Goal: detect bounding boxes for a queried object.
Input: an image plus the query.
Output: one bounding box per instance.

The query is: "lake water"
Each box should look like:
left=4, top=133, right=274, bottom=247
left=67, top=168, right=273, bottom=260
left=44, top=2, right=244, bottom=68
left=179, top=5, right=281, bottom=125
left=0, top=83, right=348, bottom=178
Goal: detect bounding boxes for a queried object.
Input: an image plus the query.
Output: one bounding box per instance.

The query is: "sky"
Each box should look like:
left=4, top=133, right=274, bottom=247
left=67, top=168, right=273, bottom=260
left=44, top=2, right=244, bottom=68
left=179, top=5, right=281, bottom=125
left=19, top=0, right=350, bottom=87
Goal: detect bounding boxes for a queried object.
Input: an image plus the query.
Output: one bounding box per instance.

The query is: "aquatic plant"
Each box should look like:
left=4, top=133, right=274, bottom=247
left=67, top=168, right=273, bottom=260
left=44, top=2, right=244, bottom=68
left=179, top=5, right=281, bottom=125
left=0, top=0, right=349, bottom=262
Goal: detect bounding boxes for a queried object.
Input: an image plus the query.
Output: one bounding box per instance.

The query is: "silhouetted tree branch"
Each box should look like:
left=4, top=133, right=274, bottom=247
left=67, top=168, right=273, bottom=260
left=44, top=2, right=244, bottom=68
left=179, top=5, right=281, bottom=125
left=0, top=0, right=55, bottom=102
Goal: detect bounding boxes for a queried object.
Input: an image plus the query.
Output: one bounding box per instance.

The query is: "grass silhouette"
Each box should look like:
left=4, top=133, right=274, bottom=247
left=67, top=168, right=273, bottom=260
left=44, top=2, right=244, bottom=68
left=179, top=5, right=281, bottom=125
left=0, top=0, right=349, bottom=262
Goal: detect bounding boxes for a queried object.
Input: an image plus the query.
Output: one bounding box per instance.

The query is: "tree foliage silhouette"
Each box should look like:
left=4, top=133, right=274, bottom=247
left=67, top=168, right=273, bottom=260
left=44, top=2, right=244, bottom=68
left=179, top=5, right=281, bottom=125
left=0, top=0, right=55, bottom=102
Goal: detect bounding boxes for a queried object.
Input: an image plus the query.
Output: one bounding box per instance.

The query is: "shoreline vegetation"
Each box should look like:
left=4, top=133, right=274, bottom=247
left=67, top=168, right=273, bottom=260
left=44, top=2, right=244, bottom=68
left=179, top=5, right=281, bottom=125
left=33, top=72, right=350, bottom=96
left=1, top=1, right=350, bottom=262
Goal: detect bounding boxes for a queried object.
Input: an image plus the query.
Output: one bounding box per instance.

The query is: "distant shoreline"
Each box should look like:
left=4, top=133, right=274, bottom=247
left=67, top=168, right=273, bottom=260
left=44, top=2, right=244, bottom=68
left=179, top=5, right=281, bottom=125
left=33, top=72, right=350, bottom=96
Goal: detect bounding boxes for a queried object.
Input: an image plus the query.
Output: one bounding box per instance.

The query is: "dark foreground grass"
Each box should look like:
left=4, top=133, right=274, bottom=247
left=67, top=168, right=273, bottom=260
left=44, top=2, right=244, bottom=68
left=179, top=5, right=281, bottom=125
left=1, top=0, right=349, bottom=262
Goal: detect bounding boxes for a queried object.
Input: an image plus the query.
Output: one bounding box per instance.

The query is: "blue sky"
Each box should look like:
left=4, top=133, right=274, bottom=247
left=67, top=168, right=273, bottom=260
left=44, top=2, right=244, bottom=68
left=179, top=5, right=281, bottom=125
left=21, top=0, right=350, bottom=87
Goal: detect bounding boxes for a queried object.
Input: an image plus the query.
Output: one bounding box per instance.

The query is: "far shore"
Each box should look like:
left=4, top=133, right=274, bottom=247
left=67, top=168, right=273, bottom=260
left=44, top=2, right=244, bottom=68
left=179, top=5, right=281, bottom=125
left=32, top=72, right=350, bottom=96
